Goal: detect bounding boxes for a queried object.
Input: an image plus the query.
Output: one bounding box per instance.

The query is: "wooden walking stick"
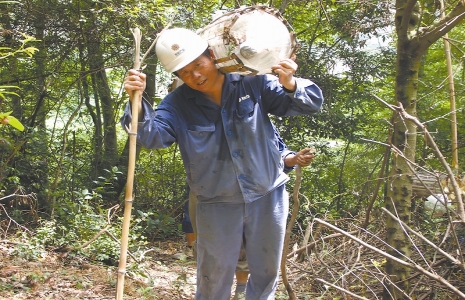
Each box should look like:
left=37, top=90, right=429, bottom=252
left=280, top=165, right=302, bottom=300
left=116, top=27, right=142, bottom=300
left=115, top=23, right=172, bottom=299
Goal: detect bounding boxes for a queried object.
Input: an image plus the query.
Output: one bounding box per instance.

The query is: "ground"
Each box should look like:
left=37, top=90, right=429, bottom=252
left=0, top=238, right=311, bottom=300
left=3, top=227, right=463, bottom=299
left=0, top=238, right=197, bottom=299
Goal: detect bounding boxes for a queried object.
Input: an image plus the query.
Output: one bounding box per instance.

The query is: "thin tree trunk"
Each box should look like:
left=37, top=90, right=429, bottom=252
left=385, top=1, right=465, bottom=298
left=439, top=0, right=458, bottom=171
left=385, top=1, right=422, bottom=298
left=31, top=0, right=50, bottom=210
left=82, top=4, right=119, bottom=200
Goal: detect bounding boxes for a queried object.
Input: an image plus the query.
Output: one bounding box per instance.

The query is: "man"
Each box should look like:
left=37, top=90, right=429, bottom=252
left=187, top=148, right=314, bottom=300
left=183, top=132, right=316, bottom=300
left=121, top=27, right=323, bottom=299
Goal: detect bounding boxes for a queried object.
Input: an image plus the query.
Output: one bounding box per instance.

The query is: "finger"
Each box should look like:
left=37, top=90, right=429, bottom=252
left=299, top=148, right=312, bottom=154
left=127, top=69, right=146, bottom=80
left=278, top=59, right=297, bottom=70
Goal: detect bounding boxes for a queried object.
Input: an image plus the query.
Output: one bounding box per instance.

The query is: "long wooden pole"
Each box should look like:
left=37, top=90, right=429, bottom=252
left=280, top=165, right=302, bottom=300
left=116, top=27, right=142, bottom=300
left=115, top=22, right=173, bottom=299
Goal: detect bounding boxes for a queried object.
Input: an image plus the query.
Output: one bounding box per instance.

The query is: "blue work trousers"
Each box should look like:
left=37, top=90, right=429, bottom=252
left=195, top=185, right=288, bottom=300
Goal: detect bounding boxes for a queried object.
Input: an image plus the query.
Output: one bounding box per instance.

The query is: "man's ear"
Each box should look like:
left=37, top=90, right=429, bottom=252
left=209, top=49, right=216, bottom=60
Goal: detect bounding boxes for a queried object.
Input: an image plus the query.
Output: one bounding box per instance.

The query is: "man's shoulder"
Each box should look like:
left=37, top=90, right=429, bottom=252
left=226, top=73, right=271, bottom=88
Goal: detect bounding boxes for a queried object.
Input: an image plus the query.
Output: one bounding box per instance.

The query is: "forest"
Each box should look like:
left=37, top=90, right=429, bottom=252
left=1, top=0, right=465, bottom=299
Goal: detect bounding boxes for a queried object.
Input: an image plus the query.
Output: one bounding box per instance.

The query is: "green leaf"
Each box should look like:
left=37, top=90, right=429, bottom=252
left=0, top=111, right=12, bottom=118
left=6, top=116, right=24, bottom=131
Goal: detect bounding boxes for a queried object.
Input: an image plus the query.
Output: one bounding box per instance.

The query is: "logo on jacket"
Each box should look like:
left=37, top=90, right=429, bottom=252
left=238, top=95, right=250, bottom=102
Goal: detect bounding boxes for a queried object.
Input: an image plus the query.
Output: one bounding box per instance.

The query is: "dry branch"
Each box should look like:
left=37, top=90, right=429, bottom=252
left=315, top=278, right=369, bottom=300
left=381, top=207, right=464, bottom=270
left=314, top=218, right=465, bottom=299
left=373, top=94, right=465, bottom=221
left=287, top=231, right=357, bottom=258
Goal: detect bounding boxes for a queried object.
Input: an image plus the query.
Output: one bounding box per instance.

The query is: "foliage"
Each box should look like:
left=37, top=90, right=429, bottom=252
left=0, top=111, right=24, bottom=131
left=10, top=188, right=145, bottom=264
left=0, top=0, right=465, bottom=297
left=0, top=32, right=39, bottom=59
left=0, top=0, right=459, bottom=223
left=0, top=29, right=36, bottom=130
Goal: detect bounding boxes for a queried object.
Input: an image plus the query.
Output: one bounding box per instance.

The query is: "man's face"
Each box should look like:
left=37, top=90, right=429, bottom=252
left=177, top=54, right=219, bottom=93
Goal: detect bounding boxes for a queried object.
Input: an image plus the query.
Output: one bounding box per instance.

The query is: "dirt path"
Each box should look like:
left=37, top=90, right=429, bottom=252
left=0, top=239, right=197, bottom=299
left=0, top=237, right=313, bottom=299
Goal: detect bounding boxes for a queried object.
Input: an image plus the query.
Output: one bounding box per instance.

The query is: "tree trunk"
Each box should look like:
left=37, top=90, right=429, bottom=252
left=30, top=0, right=50, bottom=210
left=384, top=1, right=422, bottom=298
left=385, top=1, right=465, bottom=297
left=81, top=3, right=119, bottom=200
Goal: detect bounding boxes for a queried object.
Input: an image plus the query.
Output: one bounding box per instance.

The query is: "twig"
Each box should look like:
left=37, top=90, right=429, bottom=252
left=140, top=17, right=174, bottom=66
left=361, top=119, right=393, bottom=229
left=105, top=230, right=139, bottom=263
left=382, top=207, right=464, bottom=270
left=375, top=95, right=465, bottom=266
left=315, top=278, right=369, bottom=300
left=314, top=218, right=465, bottom=299
left=80, top=225, right=111, bottom=249
left=0, top=204, right=34, bottom=236
left=373, top=94, right=465, bottom=221
left=287, top=231, right=357, bottom=258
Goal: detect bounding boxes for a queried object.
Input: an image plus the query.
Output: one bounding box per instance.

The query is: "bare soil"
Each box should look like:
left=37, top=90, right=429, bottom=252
left=0, top=238, right=313, bottom=300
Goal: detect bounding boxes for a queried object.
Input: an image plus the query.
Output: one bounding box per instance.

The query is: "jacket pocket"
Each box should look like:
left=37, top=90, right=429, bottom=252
left=236, top=98, right=255, bottom=118
left=187, top=124, right=216, bottom=136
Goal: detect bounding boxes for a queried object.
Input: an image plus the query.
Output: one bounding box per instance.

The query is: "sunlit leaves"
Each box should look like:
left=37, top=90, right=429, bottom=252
left=0, top=111, right=24, bottom=131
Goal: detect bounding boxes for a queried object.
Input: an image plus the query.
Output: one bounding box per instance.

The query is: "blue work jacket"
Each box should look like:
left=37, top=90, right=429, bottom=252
left=121, top=73, right=323, bottom=203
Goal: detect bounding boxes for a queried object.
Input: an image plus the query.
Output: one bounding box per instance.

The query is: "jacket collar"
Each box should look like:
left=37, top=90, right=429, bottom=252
left=179, top=73, right=242, bottom=107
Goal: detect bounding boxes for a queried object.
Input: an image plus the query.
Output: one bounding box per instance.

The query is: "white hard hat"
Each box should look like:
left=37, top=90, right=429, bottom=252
left=155, top=28, right=209, bottom=73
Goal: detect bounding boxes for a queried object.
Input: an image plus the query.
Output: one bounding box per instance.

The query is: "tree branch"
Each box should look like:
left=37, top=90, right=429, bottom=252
left=373, top=94, right=465, bottom=221
left=419, top=1, right=465, bottom=50
left=397, top=0, right=419, bottom=39
left=280, top=165, right=302, bottom=300
left=382, top=207, right=464, bottom=270
left=314, top=218, right=465, bottom=299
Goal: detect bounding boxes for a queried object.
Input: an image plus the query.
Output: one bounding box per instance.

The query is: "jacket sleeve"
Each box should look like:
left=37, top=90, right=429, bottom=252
left=120, top=98, right=177, bottom=149
left=262, top=75, right=324, bottom=117
left=282, top=150, right=297, bottom=174
left=273, top=124, right=296, bottom=174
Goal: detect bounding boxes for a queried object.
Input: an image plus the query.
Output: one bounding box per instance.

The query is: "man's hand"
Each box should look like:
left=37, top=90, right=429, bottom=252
left=271, top=58, right=297, bottom=92
left=124, top=69, right=146, bottom=119
left=294, top=148, right=316, bottom=167
left=124, top=69, right=147, bottom=101
left=284, top=148, right=316, bottom=168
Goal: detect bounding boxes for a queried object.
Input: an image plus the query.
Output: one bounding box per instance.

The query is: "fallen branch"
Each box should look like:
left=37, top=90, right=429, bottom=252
left=81, top=205, right=119, bottom=249
left=315, top=278, right=369, bottom=300
left=314, top=218, right=465, bottom=299
left=382, top=207, right=464, bottom=270
left=287, top=231, right=358, bottom=258
left=0, top=203, right=34, bottom=236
